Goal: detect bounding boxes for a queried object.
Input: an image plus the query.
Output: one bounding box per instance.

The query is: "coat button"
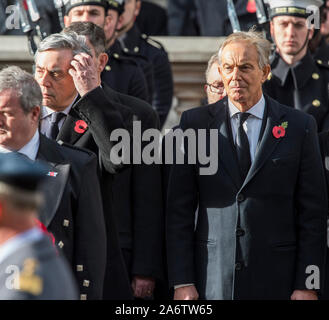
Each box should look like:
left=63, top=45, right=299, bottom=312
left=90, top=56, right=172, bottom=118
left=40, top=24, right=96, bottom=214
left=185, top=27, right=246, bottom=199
left=235, top=262, right=243, bottom=271
left=237, top=194, right=245, bottom=202
left=236, top=228, right=245, bottom=237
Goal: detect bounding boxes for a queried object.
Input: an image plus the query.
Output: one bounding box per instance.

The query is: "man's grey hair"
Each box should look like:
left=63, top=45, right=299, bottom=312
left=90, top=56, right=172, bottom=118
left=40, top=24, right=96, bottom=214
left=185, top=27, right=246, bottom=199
left=0, top=66, right=42, bottom=113
left=218, top=30, right=272, bottom=69
left=35, top=31, right=92, bottom=62
left=205, top=53, right=220, bottom=81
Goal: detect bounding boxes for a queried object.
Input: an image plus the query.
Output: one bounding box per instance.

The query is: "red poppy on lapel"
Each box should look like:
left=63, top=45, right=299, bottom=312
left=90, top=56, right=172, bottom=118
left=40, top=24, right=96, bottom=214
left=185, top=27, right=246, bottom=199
left=74, top=120, right=88, bottom=134
left=273, top=122, right=288, bottom=139
left=246, top=0, right=256, bottom=13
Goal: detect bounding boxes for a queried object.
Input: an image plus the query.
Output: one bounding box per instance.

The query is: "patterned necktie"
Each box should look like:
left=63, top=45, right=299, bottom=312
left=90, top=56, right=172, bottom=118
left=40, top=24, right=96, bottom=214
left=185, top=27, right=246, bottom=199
left=45, top=112, right=65, bottom=140
left=236, top=112, right=251, bottom=181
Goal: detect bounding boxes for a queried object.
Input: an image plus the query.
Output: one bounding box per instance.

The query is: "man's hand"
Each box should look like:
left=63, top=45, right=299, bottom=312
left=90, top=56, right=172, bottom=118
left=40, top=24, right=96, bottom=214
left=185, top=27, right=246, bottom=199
left=174, top=285, right=199, bottom=300
left=291, top=290, right=318, bottom=300
left=131, top=275, right=155, bottom=298
left=69, top=53, right=100, bottom=97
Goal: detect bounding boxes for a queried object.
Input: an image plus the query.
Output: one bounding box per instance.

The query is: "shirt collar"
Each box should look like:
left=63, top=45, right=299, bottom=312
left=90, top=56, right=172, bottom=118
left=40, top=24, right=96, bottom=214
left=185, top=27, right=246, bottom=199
left=0, top=227, right=43, bottom=265
left=0, top=130, right=40, bottom=161
left=18, top=130, right=40, bottom=160
left=228, top=94, right=265, bottom=120
left=41, top=94, right=79, bottom=120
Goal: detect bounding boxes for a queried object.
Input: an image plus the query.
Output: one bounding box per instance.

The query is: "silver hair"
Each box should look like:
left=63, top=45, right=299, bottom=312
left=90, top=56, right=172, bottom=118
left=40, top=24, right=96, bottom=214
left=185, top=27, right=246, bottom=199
left=205, top=53, right=220, bottom=81
left=35, top=31, right=92, bottom=62
left=218, top=30, right=272, bottom=69
left=0, top=66, right=42, bottom=113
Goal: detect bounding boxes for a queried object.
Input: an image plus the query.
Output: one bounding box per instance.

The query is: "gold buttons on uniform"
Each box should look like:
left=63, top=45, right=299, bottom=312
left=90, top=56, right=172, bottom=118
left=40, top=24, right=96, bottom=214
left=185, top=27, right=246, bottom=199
left=134, top=46, right=139, bottom=53
left=267, top=72, right=272, bottom=81
left=83, top=280, right=90, bottom=287
left=312, top=73, right=320, bottom=80
left=58, top=241, right=64, bottom=249
left=123, top=48, right=129, bottom=53
left=80, top=294, right=87, bottom=300
left=105, top=65, right=111, bottom=71
left=317, top=59, right=323, bottom=64
left=77, top=265, right=84, bottom=272
left=113, top=53, right=119, bottom=59
left=63, top=219, right=70, bottom=227
left=313, top=99, right=321, bottom=107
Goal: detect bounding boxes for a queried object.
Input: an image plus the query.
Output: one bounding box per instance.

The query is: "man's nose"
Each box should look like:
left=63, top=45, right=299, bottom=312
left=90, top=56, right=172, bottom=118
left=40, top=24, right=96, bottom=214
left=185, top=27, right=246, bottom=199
left=285, top=23, right=295, bottom=38
left=36, top=71, right=51, bottom=87
left=81, top=13, right=90, bottom=22
left=232, top=67, right=241, bottom=80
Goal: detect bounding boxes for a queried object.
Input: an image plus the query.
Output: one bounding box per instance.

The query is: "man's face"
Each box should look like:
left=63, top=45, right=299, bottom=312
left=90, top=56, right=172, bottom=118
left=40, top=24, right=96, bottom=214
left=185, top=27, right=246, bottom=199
left=34, top=49, right=77, bottom=111
left=120, top=0, right=141, bottom=31
left=271, top=16, right=313, bottom=56
left=0, top=89, right=40, bottom=150
left=65, top=5, right=106, bottom=27
left=219, top=41, right=269, bottom=109
left=104, top=9, right=120, bottom=46
left=205, top=61, right=225, bottom=104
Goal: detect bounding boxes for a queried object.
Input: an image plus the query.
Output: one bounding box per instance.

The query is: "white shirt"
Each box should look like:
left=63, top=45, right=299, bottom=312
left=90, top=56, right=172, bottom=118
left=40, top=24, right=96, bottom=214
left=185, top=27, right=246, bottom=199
left=0, top=130, right=40, bottom=161
left=0, top=227, right=43, bottom=265
left=228, top=95, right=265, bottom=163
left=39, top=95, right=78, bottom=136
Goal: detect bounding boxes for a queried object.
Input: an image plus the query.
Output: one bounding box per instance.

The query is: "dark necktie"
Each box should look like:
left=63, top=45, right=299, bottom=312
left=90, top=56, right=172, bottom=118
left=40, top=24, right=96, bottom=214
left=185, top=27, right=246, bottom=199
left=290, top=68, right=302, bottom=110
left=45, top=112, right=65, bottom=140
left=236, top=112, right=251, bottom=181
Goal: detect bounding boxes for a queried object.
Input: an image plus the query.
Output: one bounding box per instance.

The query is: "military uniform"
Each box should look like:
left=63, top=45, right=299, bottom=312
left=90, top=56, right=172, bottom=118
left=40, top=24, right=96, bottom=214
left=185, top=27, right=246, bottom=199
left=101, top=47, right=149, bottom=103
left=108, top=39, right=154, bottom=105
left=264, top=0, right=329, bottom=131
left=263, top=51, right=329, bottom=131
left=0, top=232, right=78, bottom=300
left=119, top=25, right=174, bottom=128
left=0, top=153, right=78, bottom=300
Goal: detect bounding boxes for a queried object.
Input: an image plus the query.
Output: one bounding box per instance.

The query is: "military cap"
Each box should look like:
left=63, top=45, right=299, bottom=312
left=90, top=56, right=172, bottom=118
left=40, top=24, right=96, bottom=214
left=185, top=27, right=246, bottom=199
left=107, top=0, right=125, bottom=15
left=268, top=0, right=324, bottom=19
left=0, top=153, right=48, bottom=191
left=64, top=0, right=110, bottom=15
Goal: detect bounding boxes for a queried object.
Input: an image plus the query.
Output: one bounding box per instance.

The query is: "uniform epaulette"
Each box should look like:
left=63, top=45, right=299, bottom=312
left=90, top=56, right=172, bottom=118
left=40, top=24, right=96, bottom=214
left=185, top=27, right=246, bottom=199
left=141, top=33, right=164, bottom=50
left=316, top=59, right=329, bottom=69
left=57, top=140, right=95, bottom=157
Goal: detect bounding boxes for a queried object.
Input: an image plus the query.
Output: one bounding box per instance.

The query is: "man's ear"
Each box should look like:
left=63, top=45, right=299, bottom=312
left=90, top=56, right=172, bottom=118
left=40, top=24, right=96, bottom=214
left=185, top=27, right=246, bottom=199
left=308, top=27, right=315, bottom=40
left=31, top=106, right=40, bottom=123
left=116, top=14, right=124, bottom=30
left=135, top=0, right=142, bottom=17
left=64, top=15, right=70, bottom=27
left=98, top=53, right=109, bottom=72
left=261, top=64, right=271, bottom=83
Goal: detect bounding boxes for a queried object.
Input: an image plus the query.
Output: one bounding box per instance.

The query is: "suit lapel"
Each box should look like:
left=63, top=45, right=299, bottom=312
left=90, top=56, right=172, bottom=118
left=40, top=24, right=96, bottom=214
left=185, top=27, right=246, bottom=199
left=241, top=96, right=287, bottom=189
left=37, top=135, right=70, bottom=227
left=57, top=111, right=88, bottom=145
left=208, top=98, right=242, bottom=189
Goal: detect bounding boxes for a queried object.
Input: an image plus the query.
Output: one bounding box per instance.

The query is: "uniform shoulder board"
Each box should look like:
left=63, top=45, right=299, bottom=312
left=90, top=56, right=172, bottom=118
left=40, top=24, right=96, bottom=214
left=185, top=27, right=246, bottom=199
left=141, top=33, right=164, bottom=50
left=316, top=59, right=329, bottom=69
left=57, top=140, right=95, bottom=158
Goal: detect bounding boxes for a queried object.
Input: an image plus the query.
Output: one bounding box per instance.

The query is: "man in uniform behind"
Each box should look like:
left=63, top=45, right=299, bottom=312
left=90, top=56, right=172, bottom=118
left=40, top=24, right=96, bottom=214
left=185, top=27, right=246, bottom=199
left=263, top=0, right=329, bottom=131
left=0, top=153, right=78, bottom=300
left=64, top=0, right=149, bottom=102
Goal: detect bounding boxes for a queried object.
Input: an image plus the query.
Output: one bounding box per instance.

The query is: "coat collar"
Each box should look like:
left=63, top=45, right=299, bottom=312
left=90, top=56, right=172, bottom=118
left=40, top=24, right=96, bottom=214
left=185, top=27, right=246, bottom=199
left=37, top=134, right=71, bottom=227
left=272, top=50, right=316, bottom=88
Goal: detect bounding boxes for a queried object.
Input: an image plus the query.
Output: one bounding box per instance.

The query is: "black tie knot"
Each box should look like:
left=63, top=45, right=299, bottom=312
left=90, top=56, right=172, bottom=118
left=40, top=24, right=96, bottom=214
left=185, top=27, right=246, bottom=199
left=50, top=112, right=65, bottom=124
left=237, top=112, right=250, bottom=126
